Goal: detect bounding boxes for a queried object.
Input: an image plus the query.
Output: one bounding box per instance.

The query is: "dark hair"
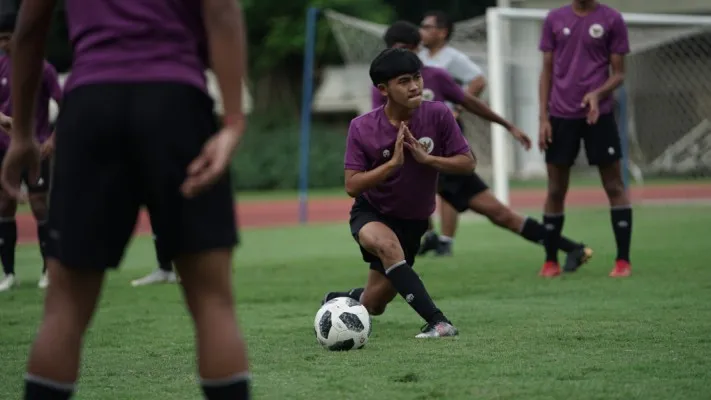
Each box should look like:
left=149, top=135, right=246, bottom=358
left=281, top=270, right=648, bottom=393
left=0, top=12, right=16, bottom=33
left=424, top=10, right=453, bottom=40
left=383, top=20, right=420, bottom=48
left=369, top=48, right=422, bottom=86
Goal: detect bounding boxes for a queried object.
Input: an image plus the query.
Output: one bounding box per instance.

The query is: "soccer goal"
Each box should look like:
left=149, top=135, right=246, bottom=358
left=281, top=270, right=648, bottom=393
left=324, top=8, right=711, bottom=204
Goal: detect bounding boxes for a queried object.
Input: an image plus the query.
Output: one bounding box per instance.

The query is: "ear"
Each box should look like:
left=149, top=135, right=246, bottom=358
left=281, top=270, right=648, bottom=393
left=377, top=83, right=388, bottom=97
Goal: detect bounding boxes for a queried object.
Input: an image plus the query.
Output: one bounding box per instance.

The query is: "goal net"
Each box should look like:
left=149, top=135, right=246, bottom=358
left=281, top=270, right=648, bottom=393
left=325, top=8, right=711, bottom=202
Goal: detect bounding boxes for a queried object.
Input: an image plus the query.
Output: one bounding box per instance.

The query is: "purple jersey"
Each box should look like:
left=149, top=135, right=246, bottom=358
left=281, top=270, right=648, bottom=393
left=539, top=4, right=630, bottom=118
left=63, top=0, right=208, bottom=93
left=0, top=55, right=62, bottom=149
left=371, top=66, right=466, bottom=109
left=344, top=101, right=470, bottom=220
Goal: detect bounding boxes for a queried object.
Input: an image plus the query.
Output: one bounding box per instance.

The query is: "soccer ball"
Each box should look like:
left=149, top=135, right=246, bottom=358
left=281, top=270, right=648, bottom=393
left=314, top=297, right=371, bottom=351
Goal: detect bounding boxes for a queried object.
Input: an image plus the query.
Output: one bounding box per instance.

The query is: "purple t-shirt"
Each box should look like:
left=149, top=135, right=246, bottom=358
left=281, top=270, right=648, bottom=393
left=371, top=66, right=466, bottom=109
left=0, top=55, right=63, bottom=149
left=64, top=0, right=208, bottom=93
left=539, top=4, right=630, bottom=119
left=344, top=101, right=471, bottom=220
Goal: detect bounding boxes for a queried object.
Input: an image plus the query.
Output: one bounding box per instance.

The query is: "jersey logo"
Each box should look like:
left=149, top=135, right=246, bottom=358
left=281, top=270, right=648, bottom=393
left=0, top=78, right=6, bottom=85
left=562, top=27, right=570, bottom=36
left=418, top=137, right=434, bottom=154
left=589, top=24, right=604, bottom=39
left=382, top=149, right=391, bottom=158
left=421, top=89, right=434, bottom=101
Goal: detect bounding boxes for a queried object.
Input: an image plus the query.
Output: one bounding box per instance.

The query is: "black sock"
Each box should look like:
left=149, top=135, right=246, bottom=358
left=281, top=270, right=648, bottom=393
left=520, top=217, right=581, bottom=253
left=38, top=221, right=49, bottom=273
left=542, top=214, right=564, bottom=262
left=0, top=219, right=17, bottom=275
left=384, top=261, right=446, bottom=324
left=24, top=375, right=74, bottom=400
left=611, top=206, right=632, bottom=261
left=201, top=374, right=250, bottom=400
left=326, top=288, right=364, bottom=303
left=154, top=235, right=172, bottom=272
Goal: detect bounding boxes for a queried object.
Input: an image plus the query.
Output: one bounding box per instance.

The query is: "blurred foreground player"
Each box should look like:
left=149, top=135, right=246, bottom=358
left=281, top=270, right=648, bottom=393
left=539, top=0, right=632, bottom=277
left=0, top=13, right=62, bottom=291
left=2, top=1, right=250, bottom=399
left=374, top=22, right=592, bottom=273
left=323, top=48, right=476, bottom=338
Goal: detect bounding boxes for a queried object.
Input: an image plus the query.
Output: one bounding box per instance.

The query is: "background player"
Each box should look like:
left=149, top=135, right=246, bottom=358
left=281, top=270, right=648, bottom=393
left=0, top=14, right=61, bottom=292
left=375, top=21, right=592, bottom=273
left=3, top=0, right=250, bottom=399
left=538, top=0, right=632, bottom=278
left=324, top=48, right=475, bottom=338
left=418, top=10, right=486, bottom=256
left=130, top=234, right=178, bottom=287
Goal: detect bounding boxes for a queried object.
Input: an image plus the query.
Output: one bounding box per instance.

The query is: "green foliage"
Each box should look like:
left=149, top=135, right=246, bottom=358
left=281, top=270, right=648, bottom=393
left=243, top=0, right=393, bottom=73
left=231, top=114, right=348, bottom=191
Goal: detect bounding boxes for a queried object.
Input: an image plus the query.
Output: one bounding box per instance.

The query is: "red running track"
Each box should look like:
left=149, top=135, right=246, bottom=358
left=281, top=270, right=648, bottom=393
left=15, top=183, right=711, bottom=243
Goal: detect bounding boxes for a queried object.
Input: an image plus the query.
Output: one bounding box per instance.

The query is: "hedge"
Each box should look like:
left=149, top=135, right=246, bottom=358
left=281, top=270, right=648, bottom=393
left=230, top=116, right=349, bottom=191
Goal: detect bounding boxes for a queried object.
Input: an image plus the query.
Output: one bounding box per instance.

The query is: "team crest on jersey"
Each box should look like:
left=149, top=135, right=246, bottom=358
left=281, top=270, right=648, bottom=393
left=382, top=149, right=391, bottom=158
left=421, top=89, right=434, bottom=101
left=562, top=27, right=570, bottom=36
left=418, top=137, right=434, bottom=154
left=589, top=23, right=604, bottom=38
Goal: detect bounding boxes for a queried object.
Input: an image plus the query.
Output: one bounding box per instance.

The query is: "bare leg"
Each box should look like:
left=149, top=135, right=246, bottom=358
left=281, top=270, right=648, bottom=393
left=29, top=192, right=50, bottom=286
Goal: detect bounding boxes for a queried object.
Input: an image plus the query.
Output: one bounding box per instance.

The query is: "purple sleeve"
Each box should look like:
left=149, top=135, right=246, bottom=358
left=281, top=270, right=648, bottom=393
left=608, top=13, right=630, bottom=55
left=371, top=87, right=385, bottom=109
left=435, top=69, right=466, bottom=105
left=44, top=63, right=63, bottom=102
left=437, top=104, right=470, bottom=157
left=344, top=120, right=369, bottom=171
left=539, top=14, right=555, bottom=52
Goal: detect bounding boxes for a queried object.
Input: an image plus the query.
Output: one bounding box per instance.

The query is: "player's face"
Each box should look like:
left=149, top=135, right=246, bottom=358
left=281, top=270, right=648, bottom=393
left=380, top=72, right=424, bottom=109
left=419, top=16, right=445, bottom=47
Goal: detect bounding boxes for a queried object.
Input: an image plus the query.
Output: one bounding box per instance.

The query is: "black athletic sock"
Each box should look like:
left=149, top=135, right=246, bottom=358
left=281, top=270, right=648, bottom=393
left=520, top=217, right=581, bottom=253
left=611, top=206, right=632, bottom=262
left=24, top=375, right=74, bottom=400
left=384, top=261, right=446, bottom=324
left=37, top=221, right=49, bottom=273
left=326, top=288, right=364, bottom=303
left=542, top=214, right=564, bottom=262
left=153, top=235, right=172, bottom=272
left=0, top=219, right=17, bottom=275
left=201, top=374, right=250, bottom=400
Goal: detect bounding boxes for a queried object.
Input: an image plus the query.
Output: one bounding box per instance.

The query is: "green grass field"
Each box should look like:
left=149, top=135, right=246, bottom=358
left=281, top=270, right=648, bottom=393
left=1, top=205, right=710, bottom=399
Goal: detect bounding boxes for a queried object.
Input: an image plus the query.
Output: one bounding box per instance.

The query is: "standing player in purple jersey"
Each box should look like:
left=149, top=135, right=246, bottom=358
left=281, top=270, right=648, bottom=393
left=323, top=48, right=476, bottom=338
left=0, top=13, right=62, bottom=292
left=2, top=1, right=250, bottom=399
left=539, top=0, right=632, bottom=278
left=369, top=21, right=593, bottom=272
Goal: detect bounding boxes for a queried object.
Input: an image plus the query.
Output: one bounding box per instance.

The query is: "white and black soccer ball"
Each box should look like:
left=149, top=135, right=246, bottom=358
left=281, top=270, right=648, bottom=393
left=314, top=297, right=371, bottom=351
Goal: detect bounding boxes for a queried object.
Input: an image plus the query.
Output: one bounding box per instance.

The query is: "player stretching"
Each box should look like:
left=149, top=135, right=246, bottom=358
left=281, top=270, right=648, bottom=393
left=418, top=10, right=487, bottom=256
left=539, top=0, right=632, bottom=277
left=3, top=0, right=250, bottom=399
left=374, top=21, right=592, bottom=272
left=323, top=48, right=475, bottom=338
left=0, top=14, right=61, bottom=291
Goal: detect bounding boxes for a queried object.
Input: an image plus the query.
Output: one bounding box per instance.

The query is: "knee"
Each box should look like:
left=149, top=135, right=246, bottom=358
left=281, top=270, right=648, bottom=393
left=362, top=235, right=403, bottom=262
left=546, top=185, right=568, bottom=205
left=29, top=194, right=49, bottom=220
left=602, top=179, right=625, bottom=200
left=363, top=301, right=387, bottom=316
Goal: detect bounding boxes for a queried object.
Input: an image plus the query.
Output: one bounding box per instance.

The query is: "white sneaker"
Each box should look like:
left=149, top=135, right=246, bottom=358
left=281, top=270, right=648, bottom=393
left=0, top=274, right=16, bottom=292
left=415, top=321, right=459, bottom=338
left=131, top=269, right=177, bottom=287
left=38, top=273, right=49, bottom=289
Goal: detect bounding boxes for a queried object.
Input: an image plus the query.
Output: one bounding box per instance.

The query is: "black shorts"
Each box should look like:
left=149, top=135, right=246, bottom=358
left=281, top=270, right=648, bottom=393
left=47, top=83, right=238, bottom=270
left=545, top=113, right=622, bottom=166
left=437, top=172, right=488, bottom=213
left=0, top=150, right=51, bottom=193
left=349, top=196, right=428, bottom=275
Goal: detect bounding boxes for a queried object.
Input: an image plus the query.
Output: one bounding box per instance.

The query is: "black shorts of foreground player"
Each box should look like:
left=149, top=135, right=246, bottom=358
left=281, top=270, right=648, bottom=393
left=372, top=21, right=593, bottom=274
left=2, top=1, right=250, bottom=399
left=323, top=48, right=476, bottom=338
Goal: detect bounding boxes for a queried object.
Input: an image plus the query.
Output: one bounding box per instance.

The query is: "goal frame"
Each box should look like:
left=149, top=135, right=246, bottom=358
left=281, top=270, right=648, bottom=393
left=486, top=7, right=711, bottom=204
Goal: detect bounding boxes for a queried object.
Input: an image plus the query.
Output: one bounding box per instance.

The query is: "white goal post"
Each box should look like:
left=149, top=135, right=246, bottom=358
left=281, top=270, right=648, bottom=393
left=324, top=8, right=711, bottom=205
left=487, top=7, right=711, bottom=203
